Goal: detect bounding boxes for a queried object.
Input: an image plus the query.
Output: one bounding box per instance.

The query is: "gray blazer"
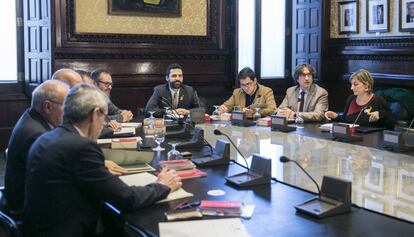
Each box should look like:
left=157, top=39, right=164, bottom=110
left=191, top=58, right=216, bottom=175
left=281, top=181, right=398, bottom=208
left=278, top=84, right=328, bottom=122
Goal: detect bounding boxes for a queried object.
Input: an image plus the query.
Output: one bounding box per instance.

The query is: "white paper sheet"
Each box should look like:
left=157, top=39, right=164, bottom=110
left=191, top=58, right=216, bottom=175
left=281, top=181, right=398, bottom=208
left=159, top=218, right=250, bottom=237
left=119, top=172, right=193, bottom=203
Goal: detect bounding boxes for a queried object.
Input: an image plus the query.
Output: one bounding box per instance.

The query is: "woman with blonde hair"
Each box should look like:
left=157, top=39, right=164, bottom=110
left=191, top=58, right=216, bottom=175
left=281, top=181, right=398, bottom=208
left=325, top=69, right=394, bottom=128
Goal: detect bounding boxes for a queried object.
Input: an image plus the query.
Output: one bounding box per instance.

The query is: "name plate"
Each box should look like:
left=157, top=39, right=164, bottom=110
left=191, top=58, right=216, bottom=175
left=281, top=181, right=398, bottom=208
left=382, top=130, right=403, bottom=148
left=271, top=115, right=288, bottom=126
left=332, top=123, right=351, bottom=138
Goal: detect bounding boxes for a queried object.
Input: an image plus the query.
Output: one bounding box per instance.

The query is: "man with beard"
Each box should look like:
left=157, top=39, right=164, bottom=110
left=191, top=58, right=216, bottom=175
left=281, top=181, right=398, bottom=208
left=145, top=63, right=203, bottom=117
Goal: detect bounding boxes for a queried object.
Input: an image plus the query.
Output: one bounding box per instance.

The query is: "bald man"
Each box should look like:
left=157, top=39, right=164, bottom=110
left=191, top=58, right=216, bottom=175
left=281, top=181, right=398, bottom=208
left=52, top=68, right=83, bottom=87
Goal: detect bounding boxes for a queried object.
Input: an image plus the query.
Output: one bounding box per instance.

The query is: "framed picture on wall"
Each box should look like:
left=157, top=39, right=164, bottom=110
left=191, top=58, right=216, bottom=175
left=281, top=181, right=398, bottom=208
left=339, top=1, right=359, bottom=34
left=400, top=0, right=414, bottom=31
left=367, top=0, right=389, bottom=32
left=108, top=0, right=181, bottom=17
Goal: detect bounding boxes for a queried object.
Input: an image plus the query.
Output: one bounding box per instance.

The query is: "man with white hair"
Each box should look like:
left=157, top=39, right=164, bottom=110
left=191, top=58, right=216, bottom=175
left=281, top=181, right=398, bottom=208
left=24, top=84, right=182, bottom=236
left=3, top=80, right=69, bottom=217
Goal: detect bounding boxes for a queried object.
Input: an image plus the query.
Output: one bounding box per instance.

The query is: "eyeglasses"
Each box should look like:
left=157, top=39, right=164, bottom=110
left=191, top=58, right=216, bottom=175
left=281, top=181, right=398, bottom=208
left=240, top=81, right=254, bottom=88
left=299, top=73, right=312, bottom=78
left=98, top=80, right=113, bottom=88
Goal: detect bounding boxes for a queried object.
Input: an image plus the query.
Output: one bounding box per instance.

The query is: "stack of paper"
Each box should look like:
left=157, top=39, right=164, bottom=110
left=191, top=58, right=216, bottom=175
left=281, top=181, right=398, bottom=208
left=159, top=218, right=250, bottom=237
left=257, top=117, right=271, bottom=127
left=120, top=172, right=193, bottom=203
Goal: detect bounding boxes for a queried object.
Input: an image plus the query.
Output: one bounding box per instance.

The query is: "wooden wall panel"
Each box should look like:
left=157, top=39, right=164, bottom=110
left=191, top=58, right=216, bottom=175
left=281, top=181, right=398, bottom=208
left=51, top=0, right=234, bottom=113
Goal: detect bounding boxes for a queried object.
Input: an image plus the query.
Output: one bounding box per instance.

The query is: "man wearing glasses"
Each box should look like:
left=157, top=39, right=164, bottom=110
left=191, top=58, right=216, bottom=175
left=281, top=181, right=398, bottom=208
left=276, top=64, right=328, bottom=122
left=91, top=69, right=134, bottom=122
left=218, top=67, right=276, bottom=117
left=3, top=80, right=69, bottom=218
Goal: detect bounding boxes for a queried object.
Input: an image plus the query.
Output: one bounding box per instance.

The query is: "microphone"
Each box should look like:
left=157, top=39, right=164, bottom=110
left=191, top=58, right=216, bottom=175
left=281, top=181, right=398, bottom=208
left=351, top=106, right=368, bottom=128
left=279, top=156, right=352, bottom=218
left=405, top=117, right=414, bottom=135
left=279, top=156, right=321, bottom=196
left=213, top=129, right=249, bottom=170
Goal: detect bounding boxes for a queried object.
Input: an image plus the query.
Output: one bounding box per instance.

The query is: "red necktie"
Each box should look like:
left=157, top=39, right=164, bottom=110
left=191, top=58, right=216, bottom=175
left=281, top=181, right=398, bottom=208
left=299, top=91, right=305, bottom=112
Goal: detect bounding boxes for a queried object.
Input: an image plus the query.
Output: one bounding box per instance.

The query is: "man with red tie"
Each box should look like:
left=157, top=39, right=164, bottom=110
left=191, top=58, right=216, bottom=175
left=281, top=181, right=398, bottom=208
left=276, top=64, right=328, bottom=122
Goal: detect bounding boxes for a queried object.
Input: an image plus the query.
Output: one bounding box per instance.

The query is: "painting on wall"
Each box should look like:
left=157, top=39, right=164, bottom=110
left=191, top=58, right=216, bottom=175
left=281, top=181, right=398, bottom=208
left=339, top=1, right=359, bottom=34
left=400, top=0, right=414, bottom=31
left=108, top=0, right=181, bottom=17
left=367, top=0, right=389, bottom=32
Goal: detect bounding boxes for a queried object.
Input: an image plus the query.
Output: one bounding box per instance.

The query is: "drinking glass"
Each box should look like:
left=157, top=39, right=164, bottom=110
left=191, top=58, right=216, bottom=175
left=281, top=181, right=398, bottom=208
left=212, top=105, right=221, bottom=117
left=148, top=111, right=156, bottom=129
left=152, top=126, right=165, bottom=151
left=167, top=142, right=183, bottom=160
left=295, top=112, right=304, bottom=129
left=253, top=107, right=261, bottom=121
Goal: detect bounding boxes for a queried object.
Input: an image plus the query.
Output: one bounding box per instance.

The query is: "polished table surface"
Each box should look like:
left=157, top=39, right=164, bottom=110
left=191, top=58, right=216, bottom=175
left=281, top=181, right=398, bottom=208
left=119, top=122, right=414, bottom=236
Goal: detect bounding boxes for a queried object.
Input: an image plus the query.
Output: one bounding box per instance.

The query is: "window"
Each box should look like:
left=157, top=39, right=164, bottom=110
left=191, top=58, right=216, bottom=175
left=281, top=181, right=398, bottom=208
left=238, top=0, right=286, bottom=79
left=0, top=1, right=18, bottom=81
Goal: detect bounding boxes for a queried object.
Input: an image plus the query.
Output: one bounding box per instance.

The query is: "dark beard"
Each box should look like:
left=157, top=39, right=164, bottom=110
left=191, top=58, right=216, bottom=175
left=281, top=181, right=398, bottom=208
left=169, top=81, right=182, bottom=89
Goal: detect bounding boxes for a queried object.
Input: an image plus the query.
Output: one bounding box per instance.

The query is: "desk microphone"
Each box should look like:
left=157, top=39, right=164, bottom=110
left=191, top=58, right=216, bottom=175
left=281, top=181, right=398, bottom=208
left=214, top=129, right=272, bottom=187
left=351, top=106, right=368, bottom=128
left=213, top=129, right=249, bottom=170
left=279, top=156, right=320, bottom=195
left=279, top=156, right=352, bottom=218
left=161, top=97, right=213, bottom=153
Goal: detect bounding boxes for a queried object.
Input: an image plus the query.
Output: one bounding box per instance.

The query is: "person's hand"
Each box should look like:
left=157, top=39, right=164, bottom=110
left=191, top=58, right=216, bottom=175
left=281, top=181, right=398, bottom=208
left=108, top=120, right=122, bottom=131
left=243, top=107, right=255, bottom=117
left=324, top=111, right=338, bottom=120
left=104, top=160, right=127, bottom=176
left=277, top=108, right=294, bottom=118
left=366, top=111, right=379, bottom=122
left=175, top=108, right=189, bottom=115
left=218, top=105, right=228, bottom=113
left=121, top=110, right=133, bottom=122
left=157, top=167, right=182, bottom=192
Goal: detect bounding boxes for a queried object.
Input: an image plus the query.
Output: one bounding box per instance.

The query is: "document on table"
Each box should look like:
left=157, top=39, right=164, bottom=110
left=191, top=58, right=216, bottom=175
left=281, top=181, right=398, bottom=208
left=119, top=172, right=193, bottom=203
left=113, top=127, right=136, bottom=135
left=121, top=122, right=142, bottom=128
left=159, top=218, right=250, bottom=237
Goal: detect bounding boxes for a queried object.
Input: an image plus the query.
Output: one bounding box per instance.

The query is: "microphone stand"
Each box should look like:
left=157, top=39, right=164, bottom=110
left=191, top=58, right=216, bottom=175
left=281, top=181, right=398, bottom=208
left=214, top=129, right=272, bottom=187
left=279, top=156, right=352, bottom=218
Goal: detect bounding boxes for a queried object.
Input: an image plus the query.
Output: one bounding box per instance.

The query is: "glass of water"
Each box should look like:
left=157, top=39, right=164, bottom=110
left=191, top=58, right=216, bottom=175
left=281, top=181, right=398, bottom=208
left=152, top=126, right=166, bottom=151
left=295, top=112, right=304, bottom=129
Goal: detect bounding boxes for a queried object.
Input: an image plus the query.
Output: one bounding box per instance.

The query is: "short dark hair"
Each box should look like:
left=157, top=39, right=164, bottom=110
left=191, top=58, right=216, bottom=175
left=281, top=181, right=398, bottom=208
left=165, top=63, right=182, bottom=77
left=293, top=64, right=316, bottom=82
left=237, top=67, right=256, bottom=81
left=90, top=69, right=111, bottom=84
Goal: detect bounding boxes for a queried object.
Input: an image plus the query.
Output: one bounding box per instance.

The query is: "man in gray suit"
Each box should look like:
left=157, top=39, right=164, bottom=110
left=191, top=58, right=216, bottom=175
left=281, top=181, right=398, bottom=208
left=276, top=64, right=328, bottom=122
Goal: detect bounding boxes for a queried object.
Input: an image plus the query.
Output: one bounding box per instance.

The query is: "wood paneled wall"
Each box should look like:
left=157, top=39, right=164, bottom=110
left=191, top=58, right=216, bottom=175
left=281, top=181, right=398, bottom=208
left=52, top=0, right=235, bottom=113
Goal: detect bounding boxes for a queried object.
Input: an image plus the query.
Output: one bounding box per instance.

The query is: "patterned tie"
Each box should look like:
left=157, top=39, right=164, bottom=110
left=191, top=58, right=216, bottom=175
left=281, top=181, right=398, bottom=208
left=172, top=91, right=178, bottom=109
left=299, top=91, right=305, bottom=112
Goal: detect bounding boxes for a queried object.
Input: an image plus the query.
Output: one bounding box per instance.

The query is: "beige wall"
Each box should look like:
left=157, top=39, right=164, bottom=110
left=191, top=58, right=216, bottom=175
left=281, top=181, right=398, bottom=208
left=330, top=0, right=411, bottom=38
left=75, top=0, right=207, bottom=36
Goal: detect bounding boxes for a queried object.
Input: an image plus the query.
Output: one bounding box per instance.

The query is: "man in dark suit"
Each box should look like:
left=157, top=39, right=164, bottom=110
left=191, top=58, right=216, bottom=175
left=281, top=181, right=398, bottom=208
left=3, top=80, right=69, bottom=218
left=145, top=63, right=203, bottom=117
left=24, top=84, right=182, bottom=237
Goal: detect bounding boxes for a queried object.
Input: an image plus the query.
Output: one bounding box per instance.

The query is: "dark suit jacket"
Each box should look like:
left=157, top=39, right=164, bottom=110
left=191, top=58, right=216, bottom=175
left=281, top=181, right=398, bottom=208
left=4, top=108, right=51, bottom=214
left=407, top=14, right=414, bottom=23
left=108, top=100, right=123, bottom=122
left=145, top=83, right=202, bottom=117
left=24, top=124, right=170, bottom=237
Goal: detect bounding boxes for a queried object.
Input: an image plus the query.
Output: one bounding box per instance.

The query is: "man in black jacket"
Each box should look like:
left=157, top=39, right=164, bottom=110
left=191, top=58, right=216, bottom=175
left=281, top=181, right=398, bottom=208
left=24, top=84, right=182, bottom=236
left=145, top=63, right=203, bottom=117
left=3, top=80, right=69, bottom=218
